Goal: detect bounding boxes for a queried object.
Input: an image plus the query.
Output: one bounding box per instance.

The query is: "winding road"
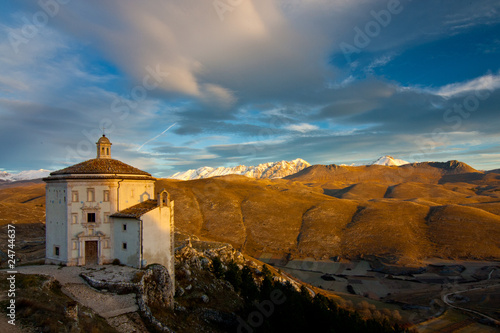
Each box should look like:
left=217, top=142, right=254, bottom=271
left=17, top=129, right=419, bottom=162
left=442, top=269, right=500, bottom=326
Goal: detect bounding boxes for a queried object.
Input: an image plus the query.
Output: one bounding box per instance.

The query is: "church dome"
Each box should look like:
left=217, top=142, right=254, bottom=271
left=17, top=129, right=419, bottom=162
left=97, top=135, right=111, bottom=144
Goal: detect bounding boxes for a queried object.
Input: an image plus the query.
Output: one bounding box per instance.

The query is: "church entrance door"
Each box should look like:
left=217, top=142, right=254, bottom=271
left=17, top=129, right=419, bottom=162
left=85, top=241, right=98, bottom=265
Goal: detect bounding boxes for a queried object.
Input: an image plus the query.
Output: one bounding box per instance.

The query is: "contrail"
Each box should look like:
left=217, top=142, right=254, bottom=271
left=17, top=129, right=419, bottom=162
left=137, top=123, right=177, bottom=151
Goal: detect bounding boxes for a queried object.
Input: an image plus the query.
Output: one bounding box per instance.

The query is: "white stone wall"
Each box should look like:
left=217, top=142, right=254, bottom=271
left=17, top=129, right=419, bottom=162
left=112, top=217, right=141, bottom=267
left=117, top=179, right=155, bottom=210
left=142, top=202, right=174, bottom=284
left=45, top=183, right=68, bottom=264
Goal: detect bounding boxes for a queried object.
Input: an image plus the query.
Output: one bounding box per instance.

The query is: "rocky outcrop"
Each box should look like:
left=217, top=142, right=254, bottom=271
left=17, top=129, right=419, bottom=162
left=81, top=264, right=174, bottom=332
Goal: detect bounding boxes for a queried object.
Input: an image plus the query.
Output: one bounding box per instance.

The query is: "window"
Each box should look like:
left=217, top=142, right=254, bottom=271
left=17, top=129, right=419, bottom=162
left=87, top=213, right=96, bottom=223
left=72, top=191, right=79, bottom=202
left=103, top=190, right=110, bottom=202
left=122, top=223, right=127, bottom=231
left=54, top=246, right=60, bottom=256
left=122, top=242, right=127, bottom=250
left=71, top=214, right=78, bottom=224
left=87, top=188, right=95, bottom=202
left=106, top=148, right=109, bottom=155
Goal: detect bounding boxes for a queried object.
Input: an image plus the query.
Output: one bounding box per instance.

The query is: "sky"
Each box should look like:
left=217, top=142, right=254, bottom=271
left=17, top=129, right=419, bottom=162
left=1, top=0, right=500, bottom=177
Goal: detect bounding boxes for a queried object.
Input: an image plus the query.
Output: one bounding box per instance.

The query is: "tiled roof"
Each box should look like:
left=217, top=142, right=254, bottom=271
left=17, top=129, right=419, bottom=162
left=110, top=200, right=159, bottom=218
left=50, top=158, right=152, bottom=176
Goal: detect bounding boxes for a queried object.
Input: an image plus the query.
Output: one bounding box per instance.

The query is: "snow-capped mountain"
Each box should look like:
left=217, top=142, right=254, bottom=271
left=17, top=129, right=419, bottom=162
left=0, top=169, right=52, bottom=182
left=169, top=159, right=311, bottom=180
left=371, top=155, right=409, bottom=166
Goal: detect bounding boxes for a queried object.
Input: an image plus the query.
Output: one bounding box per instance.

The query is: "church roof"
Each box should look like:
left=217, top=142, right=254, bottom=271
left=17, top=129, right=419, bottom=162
left=97, top=135, right=111, bottom=144
left=50, top=158, right=152, bottom=176
left=110, top=200, right=159, bottom=218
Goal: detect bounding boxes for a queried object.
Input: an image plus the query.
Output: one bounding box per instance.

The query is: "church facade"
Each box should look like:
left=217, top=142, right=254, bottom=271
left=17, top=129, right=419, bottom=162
left=44, top=135, right=174, bottom=278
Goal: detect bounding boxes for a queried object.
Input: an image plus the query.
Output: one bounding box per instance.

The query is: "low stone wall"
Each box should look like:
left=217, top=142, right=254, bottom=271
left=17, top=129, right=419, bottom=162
left=81, top=264, right=174, bottom=333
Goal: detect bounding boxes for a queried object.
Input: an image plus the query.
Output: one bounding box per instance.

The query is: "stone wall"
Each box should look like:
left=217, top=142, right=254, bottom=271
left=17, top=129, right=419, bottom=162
left=81, top=264, right=173, bottom=332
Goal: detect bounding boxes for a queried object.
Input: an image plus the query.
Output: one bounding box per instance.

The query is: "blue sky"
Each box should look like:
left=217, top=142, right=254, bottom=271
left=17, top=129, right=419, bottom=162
left=1, top=0, right=500, bottom=177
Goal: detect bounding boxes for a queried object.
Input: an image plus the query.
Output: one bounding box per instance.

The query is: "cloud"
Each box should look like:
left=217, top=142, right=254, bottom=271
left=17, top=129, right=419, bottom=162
left=435, top=72, right=500, bottom=98
left=1, top=0, right=500, bottom=174
left=285, top=123, right=319, bottom=133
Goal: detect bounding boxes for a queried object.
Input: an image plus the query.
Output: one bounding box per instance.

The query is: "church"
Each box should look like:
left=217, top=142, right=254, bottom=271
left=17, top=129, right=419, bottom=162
left=43, top=135, right=174, bottom=278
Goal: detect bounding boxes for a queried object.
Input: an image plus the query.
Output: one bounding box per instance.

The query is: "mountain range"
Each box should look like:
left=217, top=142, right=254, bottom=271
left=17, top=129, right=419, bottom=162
left=169, top=156, right=410, bottom=180
left=0, top=169, right=51, bottom=182
left=169, top=158, right=311, bottom=180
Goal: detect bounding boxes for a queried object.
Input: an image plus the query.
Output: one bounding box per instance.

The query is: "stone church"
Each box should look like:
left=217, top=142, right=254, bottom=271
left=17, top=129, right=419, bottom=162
left=43, top=135, right=174, bottom=278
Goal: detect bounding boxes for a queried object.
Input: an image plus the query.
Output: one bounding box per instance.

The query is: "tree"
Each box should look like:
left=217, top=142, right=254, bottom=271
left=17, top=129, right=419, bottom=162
left=224, top=260, right=242, bottom=291
left=240, top=266, right=259, bottom=302
left=210, top=256, right=224, bottom=278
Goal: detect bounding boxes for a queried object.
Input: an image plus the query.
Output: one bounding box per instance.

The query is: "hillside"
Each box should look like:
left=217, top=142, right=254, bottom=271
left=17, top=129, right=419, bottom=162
left=2, top=160, right=500, bottom=266
left=155, top=160, right=500, bottom=264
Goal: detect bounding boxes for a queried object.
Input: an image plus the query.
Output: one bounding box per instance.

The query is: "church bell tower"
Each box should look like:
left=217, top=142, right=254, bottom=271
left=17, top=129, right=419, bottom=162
left=96, top=135, right=112, bottom=159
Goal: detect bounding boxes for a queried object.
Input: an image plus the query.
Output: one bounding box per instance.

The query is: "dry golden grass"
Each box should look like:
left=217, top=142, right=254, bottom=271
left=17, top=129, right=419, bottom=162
left=427, top=205, right=500, bottom=259
left=0, top=180, right=45, bottom=225
left=341, top=201, right=432, bottom=265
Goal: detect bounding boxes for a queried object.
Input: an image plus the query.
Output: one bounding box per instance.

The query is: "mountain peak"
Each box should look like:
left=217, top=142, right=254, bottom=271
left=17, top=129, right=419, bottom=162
left=372, top=155, right=409, bottom=166
left=169, top=159, right=311, bottom=180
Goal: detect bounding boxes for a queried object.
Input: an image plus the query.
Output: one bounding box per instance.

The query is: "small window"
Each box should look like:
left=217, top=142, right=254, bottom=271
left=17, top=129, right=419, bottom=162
left=87, top=213, right=96, bottom=223
left=122, top=242, right=127, bottom=250
left=72, top=191, right=79, bottom=202
left=54, top=246, right=60, bottom=256
left=87, top=188, right=95, bottom=202
left=106, top=148, right=109, bottom=155
left=71, top=214, right=78, bottom=224
left=123, top=223, right=127, bottom=231
left=103, top=190, right=110, bottom=202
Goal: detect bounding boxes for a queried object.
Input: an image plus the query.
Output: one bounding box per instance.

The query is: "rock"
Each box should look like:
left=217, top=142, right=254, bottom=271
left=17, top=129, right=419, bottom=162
left=174, top=303, right=186, bottom=312
left=65, top=301, right=79, bottom=321
left=201, top=294, right=209, bottom=303
left=185, top=284, right=192, bottom=291
left=142, top=264, right=174, bottom=309
left=201, top=258, right=210, bottom=268
left=200, top=309, right=238, bottom=329
left=176, top=286, right=185, bottom=297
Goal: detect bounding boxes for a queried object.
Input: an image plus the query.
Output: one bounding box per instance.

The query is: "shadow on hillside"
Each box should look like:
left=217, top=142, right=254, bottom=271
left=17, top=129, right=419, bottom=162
left=438, top=172, right=485, bottom=184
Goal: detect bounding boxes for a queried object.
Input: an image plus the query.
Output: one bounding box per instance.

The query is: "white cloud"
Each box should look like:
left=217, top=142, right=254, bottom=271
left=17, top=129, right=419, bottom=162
left=435, top=72, right=500, bottom=98
left=285, top=123, right=319, bottom=133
